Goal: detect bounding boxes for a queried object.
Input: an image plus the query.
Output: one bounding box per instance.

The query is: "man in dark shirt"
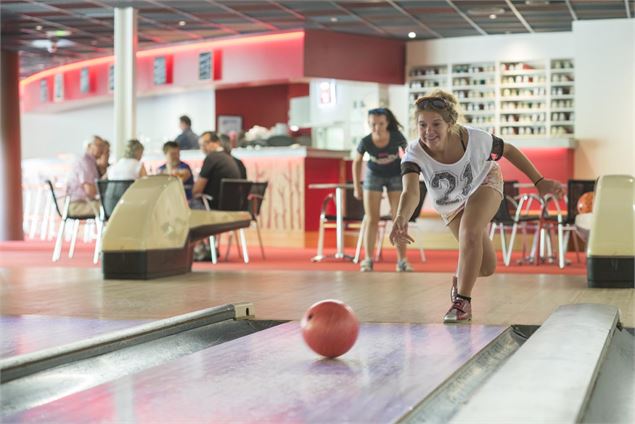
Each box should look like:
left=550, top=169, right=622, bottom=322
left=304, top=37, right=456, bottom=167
left=220, top=133, right=247, bottom=179
left=193, top=131, right=241, bottom=209
left=175, top=115, right=199, bottom=150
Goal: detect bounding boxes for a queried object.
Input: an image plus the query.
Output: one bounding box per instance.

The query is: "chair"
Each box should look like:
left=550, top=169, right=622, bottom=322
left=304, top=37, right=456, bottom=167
left=542, top=179, right=596, bottom=268
left=489, top=180, right=544, bottom=266
left=314, top=185, right=367, bottom=261
left=95, top=179, right=135, bottom=263
left=46, top=180, right=98, bottom=263
left=202, top=179, right=253, bottom=264
left=365, top=181, right=428, bottom=263
left=248, top=181, right=268, bottom=259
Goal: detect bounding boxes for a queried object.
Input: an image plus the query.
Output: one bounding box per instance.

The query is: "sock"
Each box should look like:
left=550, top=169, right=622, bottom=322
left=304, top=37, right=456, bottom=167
left=456, top=294, right=472, bottom=302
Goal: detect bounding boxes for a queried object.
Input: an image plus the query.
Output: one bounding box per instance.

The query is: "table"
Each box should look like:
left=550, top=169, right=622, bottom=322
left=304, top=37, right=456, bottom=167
left=308, top=183, right=355, bottom=262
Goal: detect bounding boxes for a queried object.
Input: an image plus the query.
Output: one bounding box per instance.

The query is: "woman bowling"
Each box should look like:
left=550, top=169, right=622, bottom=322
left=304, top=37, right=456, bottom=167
left=390, top=90, right=564, bottom=323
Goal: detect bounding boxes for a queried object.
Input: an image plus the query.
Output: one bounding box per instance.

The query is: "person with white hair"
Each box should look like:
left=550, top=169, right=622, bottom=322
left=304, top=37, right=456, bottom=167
left=107, top=139, right=147, bottom=180
left=65, top=135, right=106, bottom=216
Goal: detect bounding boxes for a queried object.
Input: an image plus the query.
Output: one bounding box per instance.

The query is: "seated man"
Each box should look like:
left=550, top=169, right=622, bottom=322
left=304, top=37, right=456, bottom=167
left=157, top=141, right=194, bottom=201
left=192, top=131, right=241, bottom=209
left=96, top=139, right=110, bottom=178
left=220, top=133, right=247, bottom=179
left=66, top=136, right=105, bottom=216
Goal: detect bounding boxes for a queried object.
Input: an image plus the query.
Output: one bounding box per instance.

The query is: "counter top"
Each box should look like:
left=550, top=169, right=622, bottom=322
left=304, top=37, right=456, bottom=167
left=169, top=146, right=351, bottom=161
left=505, top=137, right=577, bottom=149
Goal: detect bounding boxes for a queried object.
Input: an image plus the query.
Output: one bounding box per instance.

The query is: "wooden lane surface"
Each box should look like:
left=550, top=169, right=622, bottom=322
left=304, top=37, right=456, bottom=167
left=6, top=323, right=505, bottom=424
left=0, top=268, right=633, bottom=326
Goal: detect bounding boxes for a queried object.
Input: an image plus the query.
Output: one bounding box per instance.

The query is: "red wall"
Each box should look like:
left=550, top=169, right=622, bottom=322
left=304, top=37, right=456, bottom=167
left=498, top=148, right=574, bottom=184
left=304, top=30, right=405, bottom=85
left=20, top=32, right=305, bottom=112
left=215, top=83, right=308, bottom=130
left=21, top=30, right=406, bottom=112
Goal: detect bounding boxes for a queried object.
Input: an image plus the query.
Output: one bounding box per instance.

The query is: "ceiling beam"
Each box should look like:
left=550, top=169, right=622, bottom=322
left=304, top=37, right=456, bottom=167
left=143, top=0, right=239, bottom=35
left=266, top=0, right=327, bottom=29
left=329, top=1, right=387, bottom=35
left=203, top=0, right=279, bottom=31
left=87, top=0, right=202, bottom=42
left=386, top=0, right=442, bottom=38
left=564, top=0, right=578, bottom=20
left=28, top=0, right=169, bottom=44
left=504, top=0, right=534, bottom=33
left=83, top=0, right=168, bottom=43
left=625, top=0, right=632, bottom=19
left=445, top=0, right=488, bottom=36
left=14, top=14, right=111, bottom=53
left=15, top=2, right=112, bottom=44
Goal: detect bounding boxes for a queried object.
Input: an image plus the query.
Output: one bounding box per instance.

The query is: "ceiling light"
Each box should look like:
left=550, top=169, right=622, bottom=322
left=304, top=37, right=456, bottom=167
left=46, top=30, right=71, bottom=38
left=489, top=14, right=497, bottom=19
left=525, top=0, right=549, bottom=5
left=408, top=32, right=416, bottom=39
left=330, top=17, right=338, bottom=22
left=35, top=25, right=43, bottom=31
left=467, top=7, right=505, bottom=17
left=178, top=20, right=186, bottom=26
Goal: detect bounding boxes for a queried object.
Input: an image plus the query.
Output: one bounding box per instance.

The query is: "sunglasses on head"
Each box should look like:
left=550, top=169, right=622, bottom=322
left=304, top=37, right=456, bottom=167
left=368, top=107, right=387, bottom=115
left=415, top=97, right=449, bottom=109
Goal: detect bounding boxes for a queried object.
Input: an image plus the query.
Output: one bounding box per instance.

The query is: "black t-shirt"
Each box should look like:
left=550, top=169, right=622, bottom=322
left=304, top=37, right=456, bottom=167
left=234, top=156, right=247, bottom=179
left=199, top=151, right=241, bottom=209
left=356, top=130, right=408, bottom=177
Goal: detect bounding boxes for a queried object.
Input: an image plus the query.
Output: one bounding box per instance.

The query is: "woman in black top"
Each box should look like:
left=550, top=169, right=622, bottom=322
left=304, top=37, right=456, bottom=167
left=352, top=108, right=411, bottom=272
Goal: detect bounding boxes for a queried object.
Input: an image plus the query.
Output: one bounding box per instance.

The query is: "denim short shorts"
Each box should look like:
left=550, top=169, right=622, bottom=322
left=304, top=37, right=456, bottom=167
left=363, top=171, right=403, bottom=192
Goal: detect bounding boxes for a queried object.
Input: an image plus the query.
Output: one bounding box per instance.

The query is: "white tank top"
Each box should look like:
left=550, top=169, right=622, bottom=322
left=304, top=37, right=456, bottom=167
left=402, top=126, right=494, bottom=215
left=107, top=158, right=142, bottom=180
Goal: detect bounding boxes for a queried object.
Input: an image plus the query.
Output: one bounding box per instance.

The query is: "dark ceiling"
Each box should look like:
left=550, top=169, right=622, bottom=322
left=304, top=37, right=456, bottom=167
left=1, top=0, right=633, bottom=77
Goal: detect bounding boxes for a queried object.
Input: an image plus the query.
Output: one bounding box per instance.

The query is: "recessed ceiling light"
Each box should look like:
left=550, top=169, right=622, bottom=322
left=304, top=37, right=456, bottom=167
left=408, top=32, right=416, bottom=39
left=525, top=0, right=549, bottom=5
left=489, top=14, right=497, bottom=19
left=330, top=17, right=338, bottom=22
left=467, top=7, right=505, bottom=17
left=35, top=25, right=43, bottom=31
left=178, top=20, right=186, bottom=26
left=46, top=30, right=71, bottom=37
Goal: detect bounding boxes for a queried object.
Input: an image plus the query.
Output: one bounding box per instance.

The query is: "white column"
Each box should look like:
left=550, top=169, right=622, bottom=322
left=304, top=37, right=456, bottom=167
left=113, top=7, right=137, bottom=159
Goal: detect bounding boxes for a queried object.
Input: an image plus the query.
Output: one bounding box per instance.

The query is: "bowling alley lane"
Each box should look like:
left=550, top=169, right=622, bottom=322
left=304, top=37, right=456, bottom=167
left=5, top=322, right=504, bottom=423
left=1, top=315, right=149, bottom=359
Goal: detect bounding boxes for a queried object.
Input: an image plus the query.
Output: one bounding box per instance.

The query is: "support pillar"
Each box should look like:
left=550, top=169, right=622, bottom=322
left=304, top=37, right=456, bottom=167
left=0, top=50, right=23, bottom=241
left=113, top=7, right=138, bottom=158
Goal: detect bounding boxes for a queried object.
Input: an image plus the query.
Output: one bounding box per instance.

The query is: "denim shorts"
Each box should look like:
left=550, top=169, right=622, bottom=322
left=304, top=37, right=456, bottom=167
left=363, top=171, right=403, bottom=192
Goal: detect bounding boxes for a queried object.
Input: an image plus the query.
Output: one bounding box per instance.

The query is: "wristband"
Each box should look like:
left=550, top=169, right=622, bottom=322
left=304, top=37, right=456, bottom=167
left=533, top=177, right=544, bottom=186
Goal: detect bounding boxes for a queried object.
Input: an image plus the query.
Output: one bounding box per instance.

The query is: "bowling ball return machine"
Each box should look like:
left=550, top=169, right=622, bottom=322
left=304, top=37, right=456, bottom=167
left=586, top=174, right=635, bottom=288
left=100, top=176, right=251, bottom=279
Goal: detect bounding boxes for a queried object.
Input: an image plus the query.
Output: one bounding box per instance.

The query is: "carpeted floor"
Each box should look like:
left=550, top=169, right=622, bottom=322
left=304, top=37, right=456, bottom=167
left=0, top=240, right=587, bottom=275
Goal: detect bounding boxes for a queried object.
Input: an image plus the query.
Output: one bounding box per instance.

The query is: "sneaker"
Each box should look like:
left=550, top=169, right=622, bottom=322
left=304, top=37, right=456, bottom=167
left=360, top=258, right=373, bottom=272
left=443, top=298, right=472, bottom=323
left=396, top=259, right=413, bottom=272
left=451, top=276, right=458, bottom=302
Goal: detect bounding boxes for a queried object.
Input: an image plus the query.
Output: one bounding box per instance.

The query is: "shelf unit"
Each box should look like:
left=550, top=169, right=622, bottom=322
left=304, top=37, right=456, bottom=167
left=549, top=58, right=575, bottom=137
left=452, top=62, right=496, bottom=134
left=408, top=65, right=448, bottom=137
left=406, top=59, right=575, bottom=143
left=499, top=60, right=547, bottom=137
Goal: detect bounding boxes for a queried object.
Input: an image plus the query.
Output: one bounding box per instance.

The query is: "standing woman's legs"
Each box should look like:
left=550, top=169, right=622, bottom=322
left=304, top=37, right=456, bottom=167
left=387, top=190, right=408, bottom=262
left=451, top=186, right=501, bottom=297
left=362, top=189, right=383, bottom=261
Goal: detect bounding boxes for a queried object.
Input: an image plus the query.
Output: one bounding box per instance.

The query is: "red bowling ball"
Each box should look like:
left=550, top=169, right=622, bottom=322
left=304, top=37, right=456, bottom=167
left=301, top=300, right=359, bottom=358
